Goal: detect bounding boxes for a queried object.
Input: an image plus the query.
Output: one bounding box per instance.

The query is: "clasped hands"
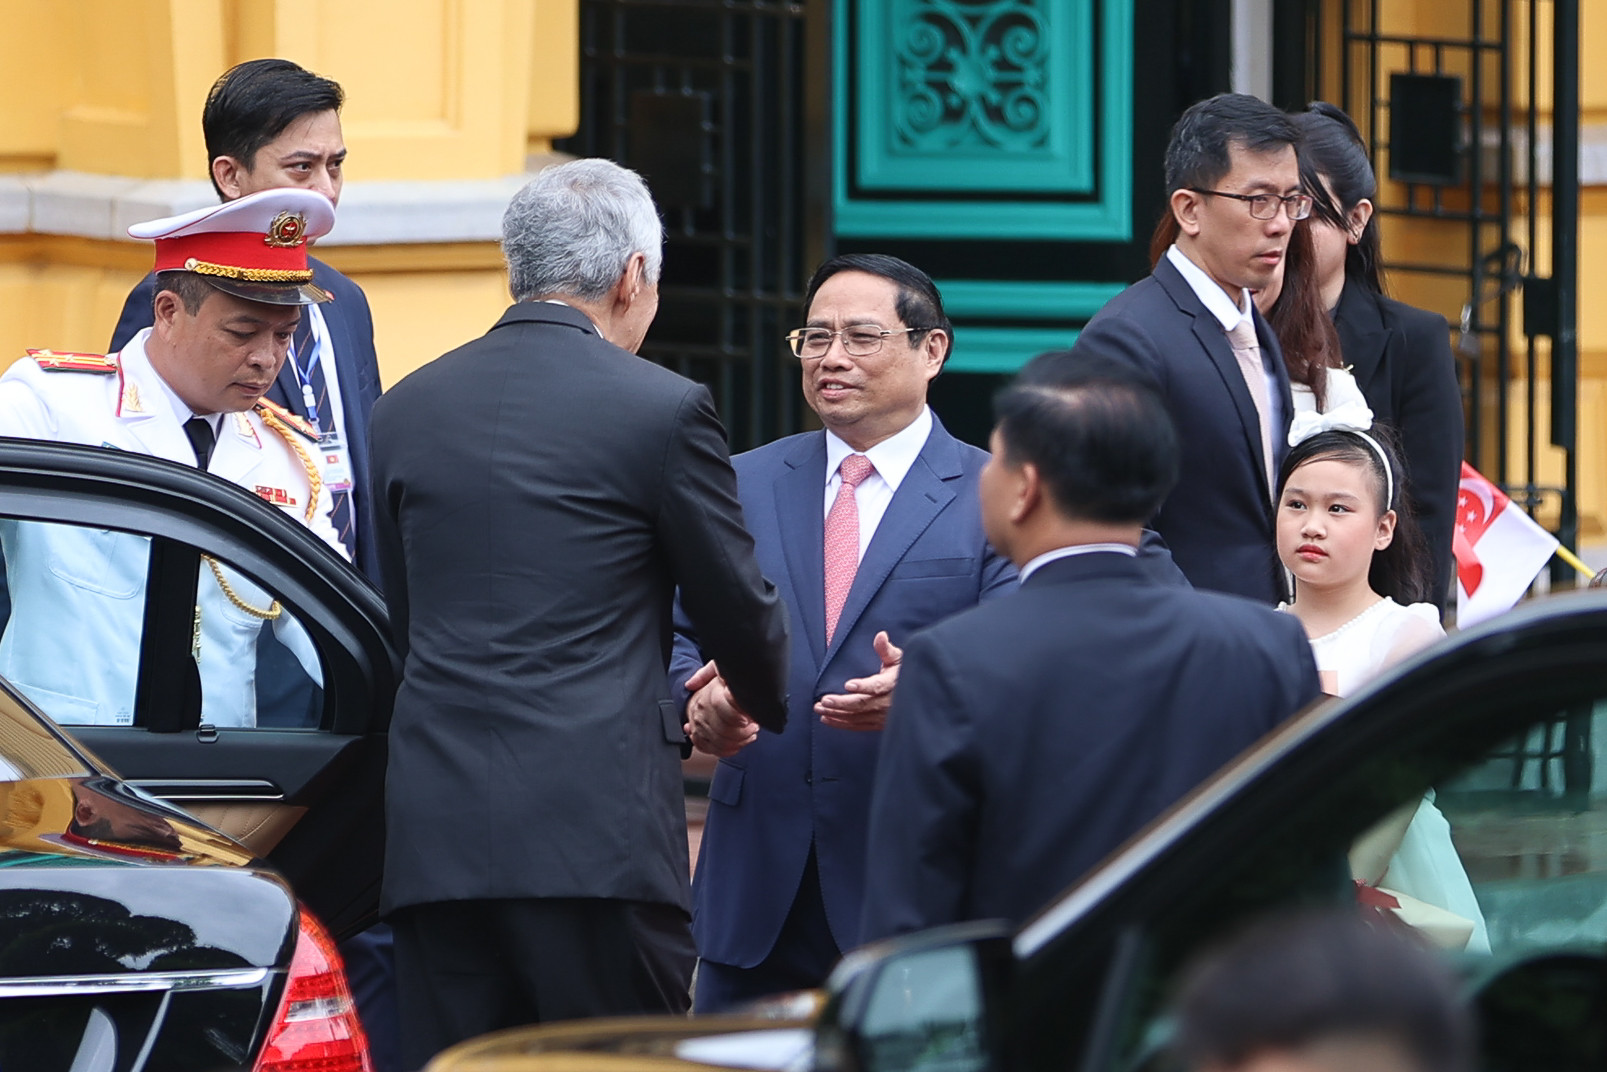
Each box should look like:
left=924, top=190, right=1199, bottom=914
left=681, top=631, right=903, bottom=757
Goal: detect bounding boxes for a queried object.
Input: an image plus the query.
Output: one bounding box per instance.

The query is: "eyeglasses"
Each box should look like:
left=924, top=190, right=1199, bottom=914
left=784, top=325, right=931, bottom=360
left=1189, top=188, right=1314, bottom=221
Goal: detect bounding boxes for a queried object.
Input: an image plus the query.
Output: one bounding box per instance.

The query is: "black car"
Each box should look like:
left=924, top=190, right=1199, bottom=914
left=0, top=438, right=399, bottom=1070
left=427, top=588, right=1607, bottom=1071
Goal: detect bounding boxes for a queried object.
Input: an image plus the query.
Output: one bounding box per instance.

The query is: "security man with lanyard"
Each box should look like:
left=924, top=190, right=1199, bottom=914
left=0, top=188, right=345, bottom=729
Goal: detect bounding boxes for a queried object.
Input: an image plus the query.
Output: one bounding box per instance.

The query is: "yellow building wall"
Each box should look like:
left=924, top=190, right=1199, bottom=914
left=0, top=0, right=574, bottom=387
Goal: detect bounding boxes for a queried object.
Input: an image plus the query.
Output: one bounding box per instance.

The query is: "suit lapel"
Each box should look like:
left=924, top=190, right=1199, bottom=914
left=1188, top=309, right=1271, bottom=489
left=1333, top=284, right=1388, bottom=395
left=775, top=434, right=829, bottom=669
left=1157, top=261, right=1280, bottom=501
left=819, top=424, right=960, bottom=670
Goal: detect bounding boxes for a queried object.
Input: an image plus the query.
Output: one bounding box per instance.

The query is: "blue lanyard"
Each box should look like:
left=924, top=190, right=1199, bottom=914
left=289, top=333, right=322, bottom=430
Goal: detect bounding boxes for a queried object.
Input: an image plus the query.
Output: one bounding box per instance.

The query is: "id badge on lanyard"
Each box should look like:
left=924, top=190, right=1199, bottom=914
left=295, top=308, right=354, bottom=493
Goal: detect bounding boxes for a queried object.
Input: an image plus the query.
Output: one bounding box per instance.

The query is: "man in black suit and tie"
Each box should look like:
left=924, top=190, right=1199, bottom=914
left=860, top=354, right=1321, bottom=939
left=1072, top=94, right=1310, bottom=604
left=369, top=158, right=789, bottom=1067
left=110, top=59, right=382, bottom=582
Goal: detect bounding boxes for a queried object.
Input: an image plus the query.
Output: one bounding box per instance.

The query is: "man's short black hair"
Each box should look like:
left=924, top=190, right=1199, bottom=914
left=803, top=253, right=953, bottom=362
left=1163, top=92, right=1302, bottom=194
left=992, top=350, right=1178, bottom=525
left=202, top=59, right=345, bottom=199
left=153, top=271, right=218, bottom=316
left=1172, top=911, right=1473, bottom=1072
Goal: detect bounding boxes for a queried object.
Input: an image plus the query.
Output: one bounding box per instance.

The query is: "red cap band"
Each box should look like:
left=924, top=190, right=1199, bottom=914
left=152, top=231, right=312, bottom=277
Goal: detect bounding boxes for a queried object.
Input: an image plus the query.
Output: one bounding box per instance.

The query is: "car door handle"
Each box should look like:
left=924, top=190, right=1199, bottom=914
left=128, top=779, right=284, bottom=802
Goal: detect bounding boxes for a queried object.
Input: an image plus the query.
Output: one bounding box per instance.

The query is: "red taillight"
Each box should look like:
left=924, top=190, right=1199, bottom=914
left=253, top=906, right=373, bottom=1072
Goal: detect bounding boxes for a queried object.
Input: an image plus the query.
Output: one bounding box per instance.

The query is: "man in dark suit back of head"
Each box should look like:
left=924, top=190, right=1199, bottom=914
left=371, top=158, right=789, bottom=1067
left=860, top=353, right=1322, bottom=938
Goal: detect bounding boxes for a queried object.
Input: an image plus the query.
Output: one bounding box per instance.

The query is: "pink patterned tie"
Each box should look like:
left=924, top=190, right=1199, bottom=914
left=1228, top=318, right=1275, bottom=498
left=824, top=453, right=874, bottom=644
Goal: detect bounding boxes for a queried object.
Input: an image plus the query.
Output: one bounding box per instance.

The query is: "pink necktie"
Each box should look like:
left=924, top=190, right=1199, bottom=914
left=1228, top=318, right=1275, bottom=498
left=824, top=453, right=874, bottom=644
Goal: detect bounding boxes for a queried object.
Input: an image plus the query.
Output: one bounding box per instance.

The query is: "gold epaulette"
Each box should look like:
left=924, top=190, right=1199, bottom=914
left=28, top=349, right=119, bottom=374
left=253, top=397, right=319, bottom=441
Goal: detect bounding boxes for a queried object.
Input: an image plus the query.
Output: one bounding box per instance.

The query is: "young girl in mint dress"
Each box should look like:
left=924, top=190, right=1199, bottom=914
left=1275, top=406, right=1490, bottom=953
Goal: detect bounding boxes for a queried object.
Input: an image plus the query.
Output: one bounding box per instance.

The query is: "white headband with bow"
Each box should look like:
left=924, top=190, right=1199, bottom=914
left=1287, top=399, right=1394, bottom=509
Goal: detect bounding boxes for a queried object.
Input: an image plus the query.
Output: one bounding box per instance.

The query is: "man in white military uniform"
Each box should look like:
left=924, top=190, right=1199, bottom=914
left=0, top=188, right=345, bottom=728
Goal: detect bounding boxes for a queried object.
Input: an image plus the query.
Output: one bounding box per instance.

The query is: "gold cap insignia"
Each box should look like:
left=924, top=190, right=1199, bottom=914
left=264, top=211, right=309, bottom=248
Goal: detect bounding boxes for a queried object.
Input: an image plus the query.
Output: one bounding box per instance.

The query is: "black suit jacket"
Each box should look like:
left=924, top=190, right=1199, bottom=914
left=110, top=258, right=385, bottom=582
left=859, top=552, right=1321, bottom=939
left=1334, top=283, right=1464, bottom=610
left=371, top=302, right=789, bottom=914
left=1072, top=256, right=1295, bottom=604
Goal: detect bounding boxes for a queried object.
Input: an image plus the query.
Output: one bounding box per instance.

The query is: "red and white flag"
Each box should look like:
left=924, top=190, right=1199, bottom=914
left=1454, top=462, right=1558, bottom=626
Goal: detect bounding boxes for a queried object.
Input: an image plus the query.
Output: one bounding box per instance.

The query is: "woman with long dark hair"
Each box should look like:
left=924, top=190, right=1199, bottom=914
left=1265, top=103, right=1464, bottom=610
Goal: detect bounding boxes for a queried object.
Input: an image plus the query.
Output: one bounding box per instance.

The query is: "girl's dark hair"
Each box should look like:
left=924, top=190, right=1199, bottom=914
left=1276, top=424, right=1432, bottom=605
left=1262, top=101, right=1385, bottom=406
left=1265, top=222, right=1342, bottom=408
left=1147, top=210, right=1339, bottom=408
left=1294, top=102, right=1386, bottom=295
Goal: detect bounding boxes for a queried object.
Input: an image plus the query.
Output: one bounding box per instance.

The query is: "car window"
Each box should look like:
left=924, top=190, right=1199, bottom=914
left=1436, top=701, right=1607, bottom=957
left=0, top=518, right=324, bottom=731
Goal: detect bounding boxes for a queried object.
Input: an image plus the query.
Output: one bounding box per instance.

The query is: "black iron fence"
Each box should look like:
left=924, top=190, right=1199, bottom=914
left=558, top=0, right=822, bottom=451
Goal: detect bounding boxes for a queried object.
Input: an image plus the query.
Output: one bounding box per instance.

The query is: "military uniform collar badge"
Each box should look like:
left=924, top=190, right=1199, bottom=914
left=233, top=411, right=261, bottom=448
left=120, top=381, right=144, bottom=414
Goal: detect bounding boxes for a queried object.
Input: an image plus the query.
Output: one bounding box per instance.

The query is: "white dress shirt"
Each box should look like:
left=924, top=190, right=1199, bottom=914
left=823, top=406, right=934, bottom=560
left=1018, top=543, right=1137, bottom=584
left=149, top=369, right=224, bottom=441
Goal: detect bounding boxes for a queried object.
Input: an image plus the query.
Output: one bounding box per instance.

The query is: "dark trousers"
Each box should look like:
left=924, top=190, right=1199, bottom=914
left=694, top=848, right=841, bottom=1013
left=339, top=924, right=399, bottom=1072
left=391, top=897, right=695, bottom=1071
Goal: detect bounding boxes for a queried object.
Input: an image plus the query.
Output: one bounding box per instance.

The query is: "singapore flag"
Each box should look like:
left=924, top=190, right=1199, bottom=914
left=1454, top=462, right=1558, bottom=626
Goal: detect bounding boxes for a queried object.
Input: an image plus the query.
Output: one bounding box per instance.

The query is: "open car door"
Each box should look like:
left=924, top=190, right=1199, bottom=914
left=0, top=438, right=398, bottom=937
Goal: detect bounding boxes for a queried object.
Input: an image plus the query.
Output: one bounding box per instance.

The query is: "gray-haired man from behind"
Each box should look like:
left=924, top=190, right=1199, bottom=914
left=369, top=159, right=789, bottom=1066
